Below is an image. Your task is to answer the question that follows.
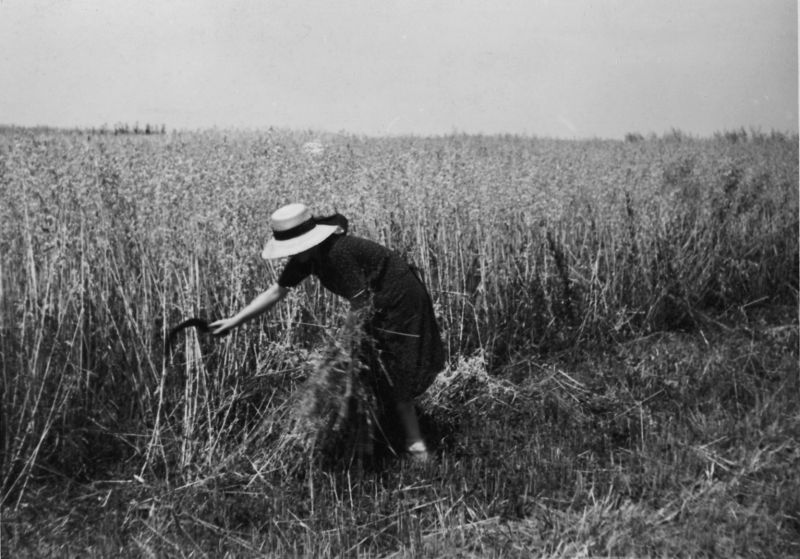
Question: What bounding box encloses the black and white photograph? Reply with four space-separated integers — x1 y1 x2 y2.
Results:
1 1 797 556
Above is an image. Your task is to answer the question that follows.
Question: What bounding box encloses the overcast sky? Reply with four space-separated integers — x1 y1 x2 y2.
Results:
0 0 796 138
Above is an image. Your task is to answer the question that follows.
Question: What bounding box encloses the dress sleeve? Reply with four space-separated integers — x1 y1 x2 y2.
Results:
277 257 311 288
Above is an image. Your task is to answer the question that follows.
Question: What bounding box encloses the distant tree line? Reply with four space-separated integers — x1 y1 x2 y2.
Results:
105 123 167 135
624 127 795 143
77 123 168 135
0 124 161 136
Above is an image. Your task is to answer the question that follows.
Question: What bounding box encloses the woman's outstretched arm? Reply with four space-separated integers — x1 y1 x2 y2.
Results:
210 283 289 336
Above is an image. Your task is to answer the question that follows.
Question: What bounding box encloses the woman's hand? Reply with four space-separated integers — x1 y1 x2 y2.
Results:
209 317 238 337
208 284 289 337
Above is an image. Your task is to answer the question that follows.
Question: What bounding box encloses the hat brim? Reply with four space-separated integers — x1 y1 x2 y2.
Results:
261 224 339 259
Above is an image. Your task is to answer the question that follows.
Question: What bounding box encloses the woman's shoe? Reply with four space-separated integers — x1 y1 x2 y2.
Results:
408 441 430 462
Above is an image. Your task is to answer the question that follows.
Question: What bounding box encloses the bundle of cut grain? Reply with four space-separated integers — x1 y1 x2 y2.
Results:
284 310 379 462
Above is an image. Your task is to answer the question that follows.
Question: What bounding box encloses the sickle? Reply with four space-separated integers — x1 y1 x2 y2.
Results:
165 317 212 354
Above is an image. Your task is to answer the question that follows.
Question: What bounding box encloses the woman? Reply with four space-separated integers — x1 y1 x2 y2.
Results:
211 203 445 461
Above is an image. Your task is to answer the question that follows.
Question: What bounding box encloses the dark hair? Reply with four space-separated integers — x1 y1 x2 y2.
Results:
314 213 348 234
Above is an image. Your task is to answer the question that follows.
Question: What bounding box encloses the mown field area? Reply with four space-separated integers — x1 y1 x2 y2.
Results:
1 127 798 557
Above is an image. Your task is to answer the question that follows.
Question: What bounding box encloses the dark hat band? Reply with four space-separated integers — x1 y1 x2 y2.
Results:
272 218 316 241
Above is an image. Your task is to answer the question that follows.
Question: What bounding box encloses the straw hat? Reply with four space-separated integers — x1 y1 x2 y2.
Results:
261 203 340 259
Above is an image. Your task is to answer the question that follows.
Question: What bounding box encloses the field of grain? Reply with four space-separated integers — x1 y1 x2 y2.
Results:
1 127 798 557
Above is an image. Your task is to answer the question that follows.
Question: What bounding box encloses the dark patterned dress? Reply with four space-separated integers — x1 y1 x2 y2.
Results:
278 234 445 402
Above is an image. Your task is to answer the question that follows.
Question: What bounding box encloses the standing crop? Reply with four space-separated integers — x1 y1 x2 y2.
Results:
1 127 797 556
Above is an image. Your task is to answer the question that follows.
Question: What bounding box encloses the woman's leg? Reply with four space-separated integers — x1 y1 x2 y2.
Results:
396 400 428 460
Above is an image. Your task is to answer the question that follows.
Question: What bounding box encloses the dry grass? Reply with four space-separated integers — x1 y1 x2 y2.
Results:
1 126 798 556
3 317 797 557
